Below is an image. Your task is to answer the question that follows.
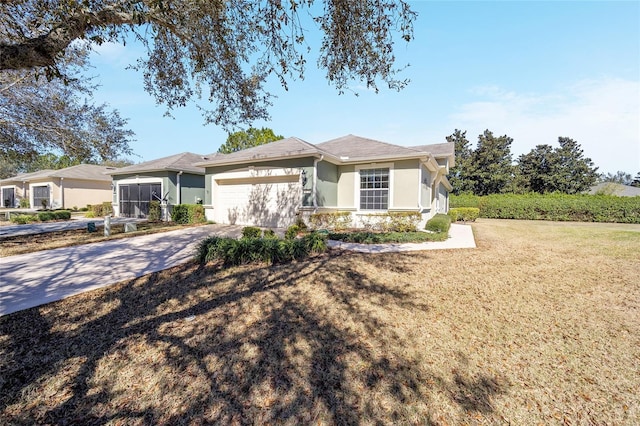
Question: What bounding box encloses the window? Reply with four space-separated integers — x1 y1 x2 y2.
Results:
359 168 389 210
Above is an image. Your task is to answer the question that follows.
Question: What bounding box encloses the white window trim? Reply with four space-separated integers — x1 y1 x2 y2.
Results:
1 185 17 208
115 178 164 206
354 163 394 212
30 181 54 209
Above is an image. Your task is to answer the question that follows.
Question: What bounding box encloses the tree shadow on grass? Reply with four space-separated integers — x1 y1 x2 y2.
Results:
0 251 508 424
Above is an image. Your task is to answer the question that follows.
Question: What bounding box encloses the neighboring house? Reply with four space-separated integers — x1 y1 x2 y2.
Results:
588 182 640 197
0 164 118 209
196 135 454 228
106 152 213 219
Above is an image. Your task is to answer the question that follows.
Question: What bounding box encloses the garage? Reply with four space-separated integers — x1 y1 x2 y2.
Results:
214 174 301 228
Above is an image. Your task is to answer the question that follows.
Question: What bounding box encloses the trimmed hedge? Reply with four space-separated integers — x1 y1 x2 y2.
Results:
328 231 447 244
425 214 452 233
88 202 114 217
195 232 327 266
11 210 70 224
148 201 162 222
308 211 352 230
448 207 479 222
451 193 640 223
171 204 206 224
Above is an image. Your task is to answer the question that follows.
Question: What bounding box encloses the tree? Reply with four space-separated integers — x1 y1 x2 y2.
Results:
515 137 599 194
469 130 514 195
600 171 633 185
1 63 135 166
551 137 598 194
218 127 284 154
516 144 555 193
446 129 475 194
0 1 416 129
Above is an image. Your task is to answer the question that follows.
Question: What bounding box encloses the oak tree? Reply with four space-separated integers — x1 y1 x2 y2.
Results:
1 1 416 129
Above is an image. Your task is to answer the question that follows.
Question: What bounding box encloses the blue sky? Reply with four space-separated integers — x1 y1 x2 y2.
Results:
88 1 639 174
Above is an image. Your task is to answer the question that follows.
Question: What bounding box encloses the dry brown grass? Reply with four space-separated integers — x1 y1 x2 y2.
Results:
1 219 639 425
0 222 203 257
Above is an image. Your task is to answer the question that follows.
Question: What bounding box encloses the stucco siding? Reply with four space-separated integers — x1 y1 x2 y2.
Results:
179 173 206 204
337 165 356 208
420 164 432 212
63 179 112 209
316 161 338 207
392 160 419 209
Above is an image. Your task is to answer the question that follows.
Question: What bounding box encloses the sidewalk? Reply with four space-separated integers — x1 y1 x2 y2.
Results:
0 224 243 316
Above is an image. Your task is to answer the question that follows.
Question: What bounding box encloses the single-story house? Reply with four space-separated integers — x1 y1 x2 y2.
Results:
0 164 118 209
588 182 640 197
106 152 213 218
196 134 454 228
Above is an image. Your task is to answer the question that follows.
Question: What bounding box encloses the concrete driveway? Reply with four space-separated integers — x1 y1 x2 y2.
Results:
0 224 243 316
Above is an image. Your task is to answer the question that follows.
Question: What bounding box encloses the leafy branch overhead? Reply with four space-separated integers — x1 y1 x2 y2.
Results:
0 0 417 128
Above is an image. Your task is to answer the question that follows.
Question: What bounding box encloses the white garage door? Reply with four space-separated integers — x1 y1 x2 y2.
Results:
214 174 301 228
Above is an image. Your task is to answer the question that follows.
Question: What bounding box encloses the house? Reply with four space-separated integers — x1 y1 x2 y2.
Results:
0 164 118 209
588 182 640 197
106 152 213 218
196 135 454 228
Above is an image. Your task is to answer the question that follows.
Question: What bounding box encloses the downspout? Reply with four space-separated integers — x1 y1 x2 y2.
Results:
176 171 183 205
312 155 323 208
59 177 64 209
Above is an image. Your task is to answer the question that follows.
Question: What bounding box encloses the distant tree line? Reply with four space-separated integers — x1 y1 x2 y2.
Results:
447 129 639 195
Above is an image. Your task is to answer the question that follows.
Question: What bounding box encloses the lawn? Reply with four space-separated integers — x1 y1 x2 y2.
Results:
1 219 638 424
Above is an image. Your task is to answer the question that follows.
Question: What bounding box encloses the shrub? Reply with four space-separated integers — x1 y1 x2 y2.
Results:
448 207 479 222
425 214 451 233
328 231 447 244
11 214 38 224
171 204 206 224
285 224 301 240
54 210 71 220
308 211 352 230
85 211 96 218
195 232 327 266
242 226 262 239
450 193 640 223
38 211 56 221
148 201 162 222
19 198 30 208
263 229 277 238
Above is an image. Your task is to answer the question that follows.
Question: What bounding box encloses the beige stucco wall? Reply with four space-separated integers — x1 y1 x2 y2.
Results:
391 160 420 210
336 165 356 209
63 179 113 209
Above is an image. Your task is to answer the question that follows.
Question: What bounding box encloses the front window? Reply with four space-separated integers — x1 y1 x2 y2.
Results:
359 168 389 210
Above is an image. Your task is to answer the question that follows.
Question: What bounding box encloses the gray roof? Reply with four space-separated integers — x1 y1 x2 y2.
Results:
194 134 456 168
588 182 640 197
0 165 116 183
108 152 212 175
409 142 455 159
316 134 423 160
196 138 321 167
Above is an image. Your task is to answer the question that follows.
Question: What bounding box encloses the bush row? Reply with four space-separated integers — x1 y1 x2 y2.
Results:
448 207 480 222
171 204 206 224
10 210 72 224
196 231 327 266
308 211 422 232
451 193 640 223
328 230 447 244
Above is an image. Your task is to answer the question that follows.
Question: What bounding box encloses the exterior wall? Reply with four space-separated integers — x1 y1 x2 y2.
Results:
336 165 356 209
438 183 449 213
62 179 112 209
391 159 420 210
316 160 338 207
204 157 315 206
178 173 206 205
27 179 60 209
420 164 432 212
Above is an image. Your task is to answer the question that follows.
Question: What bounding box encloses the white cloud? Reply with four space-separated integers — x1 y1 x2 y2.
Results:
448 78 640 174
